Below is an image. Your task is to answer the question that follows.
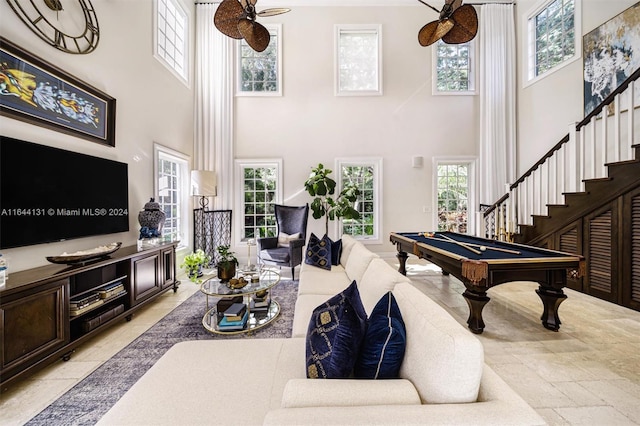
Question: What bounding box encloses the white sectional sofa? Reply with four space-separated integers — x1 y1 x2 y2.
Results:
98 235 544 425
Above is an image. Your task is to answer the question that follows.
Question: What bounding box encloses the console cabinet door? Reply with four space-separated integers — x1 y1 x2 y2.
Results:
1 279 69 380
131 253 161 305
160 247 176 289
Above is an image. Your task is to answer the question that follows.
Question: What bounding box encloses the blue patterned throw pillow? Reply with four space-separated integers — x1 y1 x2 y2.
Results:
329 237 342 266
305 233 332 270
306 281 367 379
354 291 406 379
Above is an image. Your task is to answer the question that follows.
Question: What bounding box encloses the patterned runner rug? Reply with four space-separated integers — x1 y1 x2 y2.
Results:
26 280 297 426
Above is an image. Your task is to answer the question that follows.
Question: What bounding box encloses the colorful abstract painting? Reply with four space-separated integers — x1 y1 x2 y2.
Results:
0 38 115 146
583 1 640 117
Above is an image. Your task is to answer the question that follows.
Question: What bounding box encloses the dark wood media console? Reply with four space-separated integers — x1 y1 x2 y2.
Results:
0 241 179 391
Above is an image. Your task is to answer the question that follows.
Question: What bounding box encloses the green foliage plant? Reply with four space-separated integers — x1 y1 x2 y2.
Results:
304 163 361 236
215 245 239 268
180 249 211 283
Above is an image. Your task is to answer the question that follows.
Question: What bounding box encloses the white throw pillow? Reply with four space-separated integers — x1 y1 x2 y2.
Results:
278 232 301 247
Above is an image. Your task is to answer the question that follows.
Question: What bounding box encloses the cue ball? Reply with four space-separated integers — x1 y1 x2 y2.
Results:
480 246 487 252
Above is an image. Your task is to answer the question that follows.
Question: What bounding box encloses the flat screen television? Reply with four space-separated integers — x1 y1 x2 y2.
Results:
0 136 129 249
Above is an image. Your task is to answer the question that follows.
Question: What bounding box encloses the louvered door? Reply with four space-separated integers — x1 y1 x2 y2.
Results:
557 220 583 292
623 187 640 310
584 202 618 302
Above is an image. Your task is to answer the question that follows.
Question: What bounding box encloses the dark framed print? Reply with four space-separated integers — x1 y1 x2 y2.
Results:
0 37 116 147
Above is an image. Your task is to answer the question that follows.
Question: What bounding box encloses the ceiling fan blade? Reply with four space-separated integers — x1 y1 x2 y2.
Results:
257 7 291 17
238 19 271 52
214 0 244 39
418 19 454 46
240 0 257 8
442 4 478 44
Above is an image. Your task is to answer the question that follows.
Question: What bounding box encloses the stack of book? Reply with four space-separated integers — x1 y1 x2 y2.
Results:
250 293 270 313
217 302 249 331
70 292 102 317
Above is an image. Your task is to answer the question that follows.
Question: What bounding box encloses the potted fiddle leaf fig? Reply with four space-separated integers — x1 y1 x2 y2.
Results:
304 163 361 236
180 249 211 283
216 245 238 282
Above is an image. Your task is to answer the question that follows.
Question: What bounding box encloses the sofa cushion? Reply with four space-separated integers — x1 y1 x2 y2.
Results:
260 247 290 263
354 292 406 379
278 232 301 247
305 281 367 379
339 234 358 267
359 258 412 315
280 379 420 408
344 242 378 284
304 233 332 270
392 282 484 404
297 268 352 296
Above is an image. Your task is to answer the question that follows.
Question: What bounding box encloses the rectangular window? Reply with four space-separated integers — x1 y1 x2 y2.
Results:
525 0 580 84
235 159 282 241
237 24 282 96
433 39 476 95
435 161 474 234
335 25 383 96
154 144 189 247
154 0 190 86
337 158 382 242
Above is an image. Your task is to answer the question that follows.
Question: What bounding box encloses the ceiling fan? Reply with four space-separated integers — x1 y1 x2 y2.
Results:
417 0 478 47
214 0 290 52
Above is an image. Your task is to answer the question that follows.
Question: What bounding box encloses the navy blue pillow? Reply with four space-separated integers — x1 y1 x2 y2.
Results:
354 291 406 379
305 233 332 270
306 281 367 379
329 237 342 266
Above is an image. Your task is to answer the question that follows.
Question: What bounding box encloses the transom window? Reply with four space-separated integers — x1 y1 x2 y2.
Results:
337 158 382 242
526 0 579 83
235 159 282 241
238 24 282 96
433 39 475 94
434 160 475 234
153 0 189 86
154 144 189 247
335 24 383 96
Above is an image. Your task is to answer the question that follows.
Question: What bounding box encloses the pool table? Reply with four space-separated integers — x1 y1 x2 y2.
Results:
389 231 585 334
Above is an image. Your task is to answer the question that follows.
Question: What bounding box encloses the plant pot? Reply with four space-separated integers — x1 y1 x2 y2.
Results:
188 265 203 281
217 263 236 282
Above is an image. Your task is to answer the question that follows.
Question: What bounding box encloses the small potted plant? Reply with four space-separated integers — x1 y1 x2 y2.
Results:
180 249 211 283
216 245 239 282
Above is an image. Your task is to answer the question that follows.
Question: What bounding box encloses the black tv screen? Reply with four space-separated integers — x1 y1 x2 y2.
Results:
0 136 129 249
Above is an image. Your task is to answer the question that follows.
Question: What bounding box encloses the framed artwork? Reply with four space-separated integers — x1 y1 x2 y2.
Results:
0 37 116 147
583 1 640 117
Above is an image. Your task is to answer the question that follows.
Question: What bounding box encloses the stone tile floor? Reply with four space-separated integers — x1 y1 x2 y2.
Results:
2 259 640 425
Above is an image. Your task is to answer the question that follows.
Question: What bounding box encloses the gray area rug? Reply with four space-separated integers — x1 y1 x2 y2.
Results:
26 280 298 426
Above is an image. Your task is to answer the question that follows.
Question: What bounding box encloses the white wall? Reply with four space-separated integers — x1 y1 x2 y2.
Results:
515 0 638 175
0 0 195 272
235 5 479 253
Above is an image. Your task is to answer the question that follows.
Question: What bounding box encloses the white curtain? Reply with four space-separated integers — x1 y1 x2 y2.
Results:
478 4 517 206
194 3 235 210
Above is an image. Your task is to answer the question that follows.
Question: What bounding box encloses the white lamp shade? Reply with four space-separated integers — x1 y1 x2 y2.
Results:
191 170 217 196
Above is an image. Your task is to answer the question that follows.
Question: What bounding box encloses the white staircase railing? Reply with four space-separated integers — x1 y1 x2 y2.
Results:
482 69 640 240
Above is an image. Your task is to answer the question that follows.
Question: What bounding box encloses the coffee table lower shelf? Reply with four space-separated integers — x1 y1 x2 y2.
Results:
202 300 280 335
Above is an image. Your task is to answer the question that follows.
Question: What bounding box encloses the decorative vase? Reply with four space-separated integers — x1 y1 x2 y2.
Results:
138 198 166 239
188 265 203 281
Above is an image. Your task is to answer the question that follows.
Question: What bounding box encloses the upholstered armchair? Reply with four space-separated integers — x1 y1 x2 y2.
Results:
257 204 309 280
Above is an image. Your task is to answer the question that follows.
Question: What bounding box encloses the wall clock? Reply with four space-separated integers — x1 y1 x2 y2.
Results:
5 0 100 54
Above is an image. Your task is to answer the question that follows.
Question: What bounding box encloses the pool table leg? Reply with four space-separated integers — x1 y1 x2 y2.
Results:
396 250 408 275
462 289 490 334
536 286 567 331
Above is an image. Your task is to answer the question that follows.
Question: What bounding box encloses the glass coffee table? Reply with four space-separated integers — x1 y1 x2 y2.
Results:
200 268 281 334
